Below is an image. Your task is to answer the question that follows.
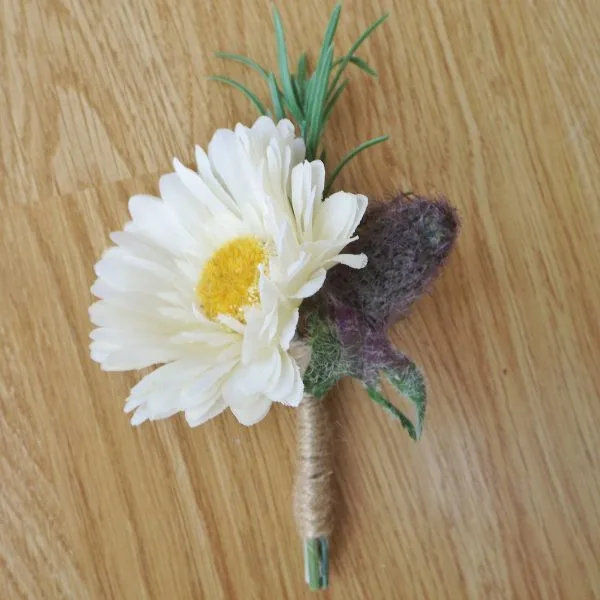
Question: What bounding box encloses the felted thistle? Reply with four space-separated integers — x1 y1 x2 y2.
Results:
323 194 459 327
303 194 459 439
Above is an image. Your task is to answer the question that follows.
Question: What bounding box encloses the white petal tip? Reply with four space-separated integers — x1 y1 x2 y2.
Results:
292 268 327 299
124 397 141 414
346 253 369 269
231 401 272 426
130 411 148 426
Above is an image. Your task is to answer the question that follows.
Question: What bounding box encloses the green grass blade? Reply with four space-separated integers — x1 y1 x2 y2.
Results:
324 134 389 194
304 44 334 159
322 78 348 126
208 76 267 115
214 52 269 80
332 55 378 78
296 52 308 86
318 4 342 63
272 5 303 121
291 76 303 107
295 53 308 103
329 13 388 94
303 5 342 158
268 72 285 120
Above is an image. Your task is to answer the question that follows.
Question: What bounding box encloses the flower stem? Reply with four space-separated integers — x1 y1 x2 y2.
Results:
304 537 329 590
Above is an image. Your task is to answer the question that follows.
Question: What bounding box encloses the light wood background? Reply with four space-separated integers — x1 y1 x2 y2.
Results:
1 0 599 598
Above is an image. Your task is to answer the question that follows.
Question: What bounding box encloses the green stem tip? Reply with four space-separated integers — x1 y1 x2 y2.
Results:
304 537 329 590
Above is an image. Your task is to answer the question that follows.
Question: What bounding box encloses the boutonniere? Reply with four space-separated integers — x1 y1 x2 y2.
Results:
90 4 458 590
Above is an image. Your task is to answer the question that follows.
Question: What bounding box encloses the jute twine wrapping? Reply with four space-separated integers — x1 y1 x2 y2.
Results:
294 394 334 539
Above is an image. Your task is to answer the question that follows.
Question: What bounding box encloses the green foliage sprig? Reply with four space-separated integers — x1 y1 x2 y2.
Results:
211 4 389 194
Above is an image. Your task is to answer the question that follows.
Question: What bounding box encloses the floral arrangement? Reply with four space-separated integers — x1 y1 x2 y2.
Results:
90 5 458 590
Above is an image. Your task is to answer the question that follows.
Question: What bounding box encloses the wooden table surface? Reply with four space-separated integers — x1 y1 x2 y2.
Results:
2 1 599 598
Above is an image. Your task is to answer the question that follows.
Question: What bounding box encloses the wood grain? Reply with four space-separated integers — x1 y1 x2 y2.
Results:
2 0 600 598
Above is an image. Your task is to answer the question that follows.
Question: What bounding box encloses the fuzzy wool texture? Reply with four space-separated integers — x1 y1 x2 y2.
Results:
321 194 459 328
302 194 459 437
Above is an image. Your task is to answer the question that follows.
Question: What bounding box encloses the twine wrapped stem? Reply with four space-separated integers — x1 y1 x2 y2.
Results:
294 393 334 590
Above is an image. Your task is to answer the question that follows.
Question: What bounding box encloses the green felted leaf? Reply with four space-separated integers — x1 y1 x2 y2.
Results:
366 384 417 440
365 360 427 440
385 362 427 437
303 314 350 399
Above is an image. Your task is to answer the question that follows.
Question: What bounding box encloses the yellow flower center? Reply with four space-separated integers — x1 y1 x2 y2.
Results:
196 236 267 321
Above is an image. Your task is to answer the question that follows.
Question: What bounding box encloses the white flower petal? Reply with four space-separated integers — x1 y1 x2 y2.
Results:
185 397 227 427
240 306 263 364
251 115 280 146
194 145 238 210
131 407 151 426
184 361 237 397
149 406 181 421
283 362 304 407
90 279 118 300
326 252 368 269
276 118 296 139
291 160 324 239
292 268 326 299
129 358 200 397
231 396 272 426
173 158 238 216
90 340 114 363
109 230 174 267
100 346 182 371
180 381 221 411
226 351 279 396
208 128 251 207
280 308 299 350
128 194 195 253
159 172 210 232
94 253 173 294
90 300 186 332
313 191 368 242
264 142 284 201
268 352 303 406
267 352 294 402
217 314 245 334
290 139 306 177
285 251 310 281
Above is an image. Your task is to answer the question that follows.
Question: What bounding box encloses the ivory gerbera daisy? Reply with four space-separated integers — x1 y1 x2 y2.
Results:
90 116 367 426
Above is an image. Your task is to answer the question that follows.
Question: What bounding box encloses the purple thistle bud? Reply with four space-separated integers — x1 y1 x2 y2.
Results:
321 194 459 328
